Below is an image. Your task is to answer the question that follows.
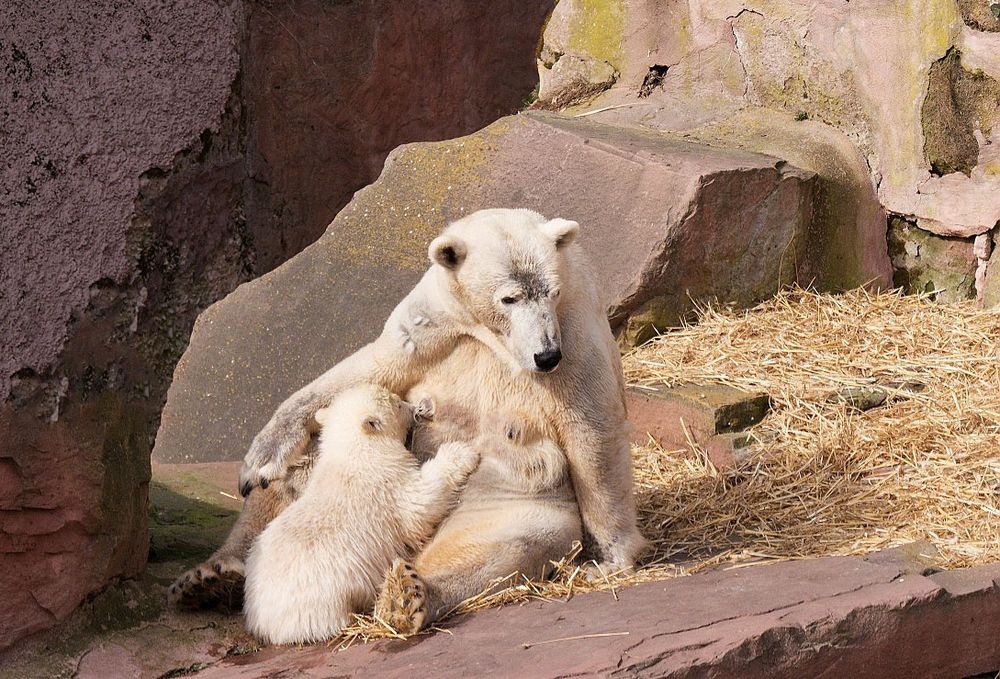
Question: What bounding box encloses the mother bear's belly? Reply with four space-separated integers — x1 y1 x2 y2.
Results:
405 338 579 507
407 341 552 442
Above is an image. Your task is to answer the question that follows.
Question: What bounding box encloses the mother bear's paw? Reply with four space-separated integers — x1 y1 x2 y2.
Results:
577 561 636 584
578 530 649 582
167 554 245 611
374 559 428 636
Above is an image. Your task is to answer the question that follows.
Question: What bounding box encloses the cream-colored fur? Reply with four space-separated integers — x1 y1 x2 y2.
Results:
172 209 645 632
242 385 478 644
380 400 583 620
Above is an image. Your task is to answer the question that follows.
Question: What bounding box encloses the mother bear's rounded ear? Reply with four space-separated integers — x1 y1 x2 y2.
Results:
541 218 580 249
429 234 467 270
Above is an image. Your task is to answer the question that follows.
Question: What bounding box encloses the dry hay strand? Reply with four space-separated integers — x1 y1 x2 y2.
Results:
339 288 1000 645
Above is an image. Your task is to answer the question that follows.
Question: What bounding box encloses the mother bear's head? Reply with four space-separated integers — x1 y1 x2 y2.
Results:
428 208 580 374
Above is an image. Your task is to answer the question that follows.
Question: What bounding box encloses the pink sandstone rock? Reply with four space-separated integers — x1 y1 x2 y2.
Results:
182 544 1000 678
241 0 554 269
626 384 769 467
539 0 1000 278
0 0 236 649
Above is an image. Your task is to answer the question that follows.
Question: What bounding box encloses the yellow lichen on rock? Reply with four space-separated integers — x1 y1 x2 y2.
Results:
567 0 625 70
324 119 514 272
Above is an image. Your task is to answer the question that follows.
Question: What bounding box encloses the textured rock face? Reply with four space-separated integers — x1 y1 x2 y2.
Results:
537 0 1000 300
888 217 978 301
0 0 242 649
0 0 242 402
153 112 820 464
0 0 551 649
242 0 554 270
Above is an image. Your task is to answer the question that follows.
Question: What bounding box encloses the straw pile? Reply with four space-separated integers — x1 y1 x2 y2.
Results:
627 288 1000 574
339 288 1000 645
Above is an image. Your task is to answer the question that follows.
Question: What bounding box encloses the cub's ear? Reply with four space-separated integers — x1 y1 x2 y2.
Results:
414 396 435 423
362 415 385 434
541 218 580 248
429 234 467 270
314 406 331 427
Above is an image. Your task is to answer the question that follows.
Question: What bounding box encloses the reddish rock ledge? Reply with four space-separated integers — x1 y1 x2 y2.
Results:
186 543 1000 678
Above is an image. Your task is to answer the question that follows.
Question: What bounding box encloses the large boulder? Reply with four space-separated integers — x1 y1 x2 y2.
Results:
154 111 830 464
0 0 551 649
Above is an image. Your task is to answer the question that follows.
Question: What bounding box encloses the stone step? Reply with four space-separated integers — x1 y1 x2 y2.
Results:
154 112 826 464
627 383 771 467
183 543 1000 678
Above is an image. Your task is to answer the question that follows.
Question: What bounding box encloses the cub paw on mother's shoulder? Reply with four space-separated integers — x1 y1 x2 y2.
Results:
168 554 245 612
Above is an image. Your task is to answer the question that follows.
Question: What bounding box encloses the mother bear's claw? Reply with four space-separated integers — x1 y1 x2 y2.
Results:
375 559 429 636
238 471 270 497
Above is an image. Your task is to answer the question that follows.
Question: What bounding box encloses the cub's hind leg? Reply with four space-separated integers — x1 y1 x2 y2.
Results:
374 560 428 635
373 442 480 634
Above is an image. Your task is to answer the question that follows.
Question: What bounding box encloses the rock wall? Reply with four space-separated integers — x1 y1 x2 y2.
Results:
0 0 243 649
536 0 1000 303
0 0 551 649
241 0 554 270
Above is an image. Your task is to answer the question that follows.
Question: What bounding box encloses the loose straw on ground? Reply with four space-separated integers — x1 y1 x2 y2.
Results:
339 288 1000 645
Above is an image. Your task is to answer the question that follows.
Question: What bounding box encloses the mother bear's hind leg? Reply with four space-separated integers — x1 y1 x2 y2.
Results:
376 506 581 635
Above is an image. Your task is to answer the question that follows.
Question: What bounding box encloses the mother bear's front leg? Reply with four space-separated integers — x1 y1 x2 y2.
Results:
375 499 582 634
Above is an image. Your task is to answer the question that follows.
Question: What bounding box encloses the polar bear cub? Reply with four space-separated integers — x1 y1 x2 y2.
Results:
243 384 479 644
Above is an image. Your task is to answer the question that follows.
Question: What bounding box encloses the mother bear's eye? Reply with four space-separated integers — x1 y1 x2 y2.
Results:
501 296 517 305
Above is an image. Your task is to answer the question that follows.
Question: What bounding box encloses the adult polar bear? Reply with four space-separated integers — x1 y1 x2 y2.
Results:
170 208 645 631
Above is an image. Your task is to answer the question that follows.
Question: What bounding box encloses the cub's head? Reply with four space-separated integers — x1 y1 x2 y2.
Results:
428 209 580 374
315 384 422 447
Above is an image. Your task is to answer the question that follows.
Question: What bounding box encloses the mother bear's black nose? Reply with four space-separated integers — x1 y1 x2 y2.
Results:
534 348 562 372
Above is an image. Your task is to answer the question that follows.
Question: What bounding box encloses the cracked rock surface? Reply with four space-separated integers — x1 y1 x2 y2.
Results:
186 543 1000 678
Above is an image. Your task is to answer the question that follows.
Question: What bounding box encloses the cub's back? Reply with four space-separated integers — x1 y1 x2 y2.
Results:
243 442 418 643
